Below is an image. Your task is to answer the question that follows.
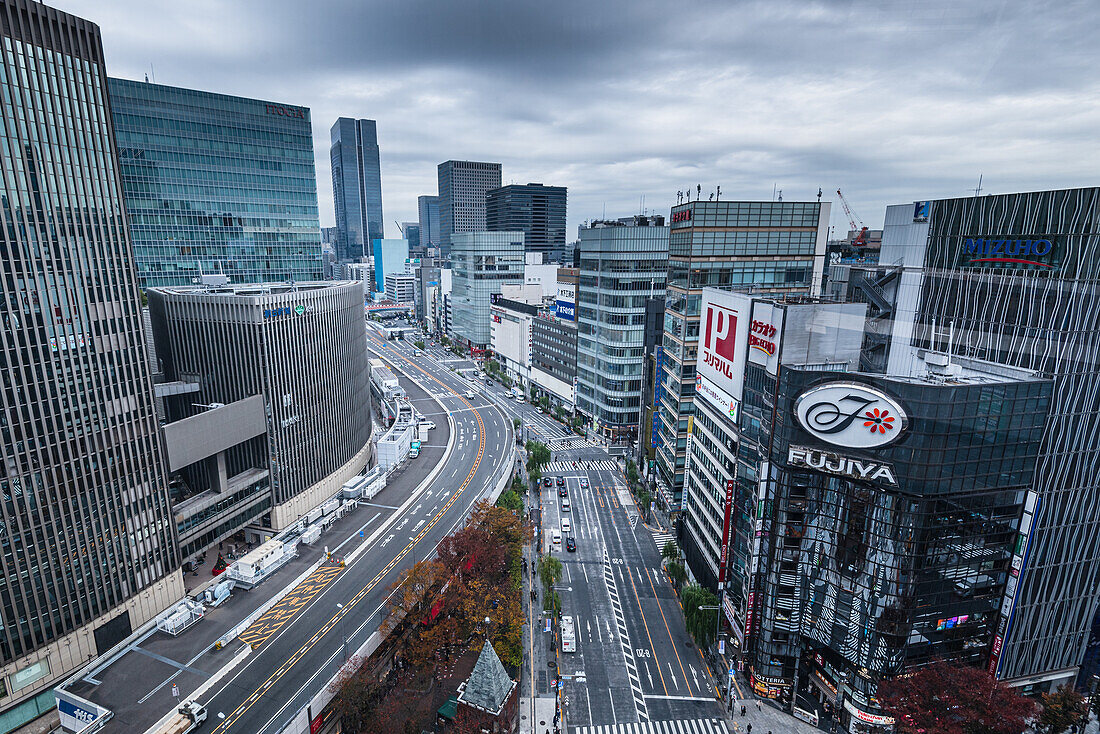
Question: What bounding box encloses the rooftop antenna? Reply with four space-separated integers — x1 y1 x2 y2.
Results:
973 174 984 197
817 187 822 201
716 185 721 201
777 189 783 202
772 183 777 201
696 184 701 201
150 64 155 83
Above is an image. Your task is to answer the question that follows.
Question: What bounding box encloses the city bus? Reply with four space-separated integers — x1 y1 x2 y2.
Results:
561 615 576 653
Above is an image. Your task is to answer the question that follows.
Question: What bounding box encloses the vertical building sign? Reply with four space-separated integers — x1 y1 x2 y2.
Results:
696 290 750 417
748 301 784 375
555 283 576 321
652 346 664 448
718 479 735 583
990 490 1039 676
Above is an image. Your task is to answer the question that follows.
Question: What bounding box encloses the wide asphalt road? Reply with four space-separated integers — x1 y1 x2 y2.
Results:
195 333 513 734
544 463 725 731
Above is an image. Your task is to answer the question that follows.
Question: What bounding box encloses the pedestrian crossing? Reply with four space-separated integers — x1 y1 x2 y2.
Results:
543 460 620 474
547 436 602 451
570 718 730 734
652 530 677 556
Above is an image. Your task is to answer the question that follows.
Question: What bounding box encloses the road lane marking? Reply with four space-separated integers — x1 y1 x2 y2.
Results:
211 348 492 733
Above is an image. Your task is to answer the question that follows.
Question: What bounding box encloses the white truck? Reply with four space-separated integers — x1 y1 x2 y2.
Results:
561 615 577 653
158 701 207 734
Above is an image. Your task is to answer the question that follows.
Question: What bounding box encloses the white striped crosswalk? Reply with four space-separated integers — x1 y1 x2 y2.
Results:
544 460 620 474
652 530 677 556
547 436 602 451
570 718 730 734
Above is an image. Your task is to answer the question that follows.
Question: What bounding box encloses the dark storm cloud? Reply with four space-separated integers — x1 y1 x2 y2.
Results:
57 0 1100 236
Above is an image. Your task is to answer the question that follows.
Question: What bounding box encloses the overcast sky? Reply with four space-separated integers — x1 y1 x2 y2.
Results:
58 0 1100 240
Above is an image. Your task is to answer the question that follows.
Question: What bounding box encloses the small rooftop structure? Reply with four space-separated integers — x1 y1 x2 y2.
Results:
457 641 516 716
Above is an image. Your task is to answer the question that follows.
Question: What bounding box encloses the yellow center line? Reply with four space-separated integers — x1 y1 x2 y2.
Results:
642 562 697 696
213 343 489 732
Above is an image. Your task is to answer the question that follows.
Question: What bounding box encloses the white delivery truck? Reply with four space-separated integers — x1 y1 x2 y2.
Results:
157 701 207 734
561 615 577 653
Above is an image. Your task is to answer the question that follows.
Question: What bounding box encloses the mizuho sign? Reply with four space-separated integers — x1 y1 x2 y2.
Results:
794 382 907 449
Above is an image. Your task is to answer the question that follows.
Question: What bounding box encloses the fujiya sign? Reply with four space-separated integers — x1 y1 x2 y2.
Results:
787 445 898 486
794 382 907 449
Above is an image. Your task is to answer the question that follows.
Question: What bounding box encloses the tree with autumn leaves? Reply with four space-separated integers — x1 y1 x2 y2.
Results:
878 661 1036 734
385 501 529 672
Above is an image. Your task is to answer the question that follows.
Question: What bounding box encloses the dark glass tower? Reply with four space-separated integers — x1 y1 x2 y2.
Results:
108 78 324 288
486 183 567 258
0 0 178 716
330 118 384 262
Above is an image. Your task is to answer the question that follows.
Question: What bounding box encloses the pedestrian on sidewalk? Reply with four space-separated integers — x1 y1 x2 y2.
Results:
746 725 752 734
756 699 761 712
741 705 746 716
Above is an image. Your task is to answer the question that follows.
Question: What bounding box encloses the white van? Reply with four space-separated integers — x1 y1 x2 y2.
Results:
561 519 571 534
552 530 562 550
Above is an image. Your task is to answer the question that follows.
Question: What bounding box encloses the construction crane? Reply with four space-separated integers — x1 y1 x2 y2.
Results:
836 189 869 247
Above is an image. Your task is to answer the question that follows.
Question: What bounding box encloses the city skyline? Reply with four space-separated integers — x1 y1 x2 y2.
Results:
47 0 1100 240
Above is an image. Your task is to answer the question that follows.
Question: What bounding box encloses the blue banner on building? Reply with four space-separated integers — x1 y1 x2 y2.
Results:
556 300 575 321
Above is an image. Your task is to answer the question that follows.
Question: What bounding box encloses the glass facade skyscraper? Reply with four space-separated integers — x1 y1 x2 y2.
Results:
656 200 829 507
878 188 1100 691
108 77 323 288
450 231 525 352
418 194 440 249
576 217 669 438
486 183 567 258
330 117 384 262
0 2 181 723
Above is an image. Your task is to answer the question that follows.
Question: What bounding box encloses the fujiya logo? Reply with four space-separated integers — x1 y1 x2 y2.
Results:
794 382 908 449
964 237 1054 268
702 302 738 379
787 446 898 486
749 319 777 356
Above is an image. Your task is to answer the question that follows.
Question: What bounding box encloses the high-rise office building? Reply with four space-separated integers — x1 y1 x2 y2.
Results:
576 216 669 439
149 282 373 531
437 160 501 256
450 232 525 353
330 118 384 262
402 222 421 250
418 194 441 249
655 200 829 509
372 238 410 293
486 183 567 259
108 78 323 288
0 2 182 723
874 189 1100 692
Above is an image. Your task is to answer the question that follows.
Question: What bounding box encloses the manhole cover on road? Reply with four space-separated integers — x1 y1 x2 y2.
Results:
685 641 694 648
548 660 557 668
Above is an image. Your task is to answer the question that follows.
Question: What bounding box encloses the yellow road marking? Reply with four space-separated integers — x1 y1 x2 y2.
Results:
213 343 489 733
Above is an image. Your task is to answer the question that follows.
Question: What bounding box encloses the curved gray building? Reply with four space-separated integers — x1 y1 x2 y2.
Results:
148 281 372 532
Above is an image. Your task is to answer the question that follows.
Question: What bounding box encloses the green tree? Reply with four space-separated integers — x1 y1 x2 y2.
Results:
1038 686 1088 734
662 541 680 564
413 340 425 350
543 589 561 617
666 560 687 590
537 555 562 597
525 440 551 473
440 334 450 346
528 465 541 486
626 459 640 488
638 489 653 519
681 584 719 651
501 374 513 389
496 490 523 513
